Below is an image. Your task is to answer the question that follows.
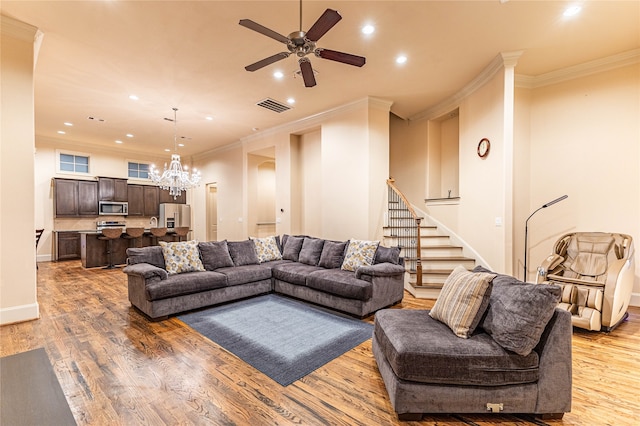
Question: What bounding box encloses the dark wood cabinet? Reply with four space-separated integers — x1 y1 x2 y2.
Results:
99 177 128 201
127 184 145 216
159 188 187 204
54 178 98 217
57 231 81 260
143 186 160 217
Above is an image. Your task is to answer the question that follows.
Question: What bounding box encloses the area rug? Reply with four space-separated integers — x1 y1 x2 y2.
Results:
179 294 374 386
0 348 76 425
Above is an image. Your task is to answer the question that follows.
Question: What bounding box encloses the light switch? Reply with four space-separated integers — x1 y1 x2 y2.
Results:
495 217 503 226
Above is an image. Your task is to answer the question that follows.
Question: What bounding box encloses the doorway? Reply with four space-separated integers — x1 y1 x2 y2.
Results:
206 183 218 241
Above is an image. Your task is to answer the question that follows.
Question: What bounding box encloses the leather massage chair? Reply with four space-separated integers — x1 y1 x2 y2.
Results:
537 232 635 331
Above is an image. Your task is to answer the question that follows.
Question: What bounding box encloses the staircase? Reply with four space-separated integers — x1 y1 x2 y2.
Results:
385 180 477 299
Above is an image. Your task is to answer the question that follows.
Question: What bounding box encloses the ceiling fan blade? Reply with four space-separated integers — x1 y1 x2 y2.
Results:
305 9 342 42
245 52 290 72
299 58 316 87
239 19 289 44
316 48 366 67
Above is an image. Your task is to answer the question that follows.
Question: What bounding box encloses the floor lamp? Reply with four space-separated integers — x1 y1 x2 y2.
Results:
523 195 568 281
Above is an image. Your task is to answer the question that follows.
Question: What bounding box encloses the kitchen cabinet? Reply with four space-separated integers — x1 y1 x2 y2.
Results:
56 231 81 260
144 185 160 217
99 177 128 201
127 184 144 216
54 178 98 217
159 188 187 204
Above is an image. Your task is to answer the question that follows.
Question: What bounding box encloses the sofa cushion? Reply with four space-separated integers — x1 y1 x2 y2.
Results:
429 265 495 338
374 309 540 386
341 239 379 272
306 269 373 301
298 237 325 266
272 262 324 286
251 235 283 263
215 264 272 286
318 240 348 269
282 235 305 262
159 241 205 275
145 271 227 301
374 245 401 265
127 246 166 269
475 267 562 356
227 240 259 266
198 240 234 270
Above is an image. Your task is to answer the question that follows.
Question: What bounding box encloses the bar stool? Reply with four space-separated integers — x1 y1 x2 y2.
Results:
98 228 122 269
150 227 167 246
123 227 145 248
173 227 190 242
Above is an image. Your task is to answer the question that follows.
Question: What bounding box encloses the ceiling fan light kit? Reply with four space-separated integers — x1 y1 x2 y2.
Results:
240 1 366 87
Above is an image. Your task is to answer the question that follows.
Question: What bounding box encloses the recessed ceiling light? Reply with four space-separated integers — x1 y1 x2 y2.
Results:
287 98 295 104
57 130 66 134
164 148 171 152
362 24 375 35
205 116 214 121
563 5 582 17
63 122 73 126
178 143 185 147
129 94 139 100
126 133 134 138
396 55 408 64
273 71 284 79
115 140 123 144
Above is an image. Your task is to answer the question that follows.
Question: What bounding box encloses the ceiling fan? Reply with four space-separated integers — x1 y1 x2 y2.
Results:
239 0 366 87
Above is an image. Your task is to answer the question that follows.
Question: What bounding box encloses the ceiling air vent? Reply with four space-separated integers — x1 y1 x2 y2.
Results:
256 98 291 113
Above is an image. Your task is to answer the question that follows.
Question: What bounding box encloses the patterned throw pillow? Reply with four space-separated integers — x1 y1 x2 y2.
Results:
429 265 496 338
251 236 283 263
341 240 380 272
159 240 205 275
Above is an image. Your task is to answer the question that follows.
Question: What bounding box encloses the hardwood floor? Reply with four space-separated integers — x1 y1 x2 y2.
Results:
2 260 639 425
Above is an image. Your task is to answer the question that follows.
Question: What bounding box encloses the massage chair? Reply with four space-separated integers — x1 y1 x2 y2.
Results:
537 232 635 331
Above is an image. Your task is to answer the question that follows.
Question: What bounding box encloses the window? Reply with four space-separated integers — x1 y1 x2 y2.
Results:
58 152 90 174
128 161 150 179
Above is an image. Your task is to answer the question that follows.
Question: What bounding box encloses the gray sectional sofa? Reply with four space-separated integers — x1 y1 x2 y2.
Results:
123 235 405 320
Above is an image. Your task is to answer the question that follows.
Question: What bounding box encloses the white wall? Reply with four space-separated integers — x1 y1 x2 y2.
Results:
1 16 40 324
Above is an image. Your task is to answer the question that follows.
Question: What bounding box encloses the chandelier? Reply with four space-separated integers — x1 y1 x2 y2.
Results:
149 108 201 199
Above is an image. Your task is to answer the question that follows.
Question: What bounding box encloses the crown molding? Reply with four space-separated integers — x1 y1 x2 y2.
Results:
409 51 523 122
515 49 640 89
1 15 39 41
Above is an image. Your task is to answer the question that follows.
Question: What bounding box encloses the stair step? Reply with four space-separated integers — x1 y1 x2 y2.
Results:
400 245 463 257
406 256 476 271
384 235 451 246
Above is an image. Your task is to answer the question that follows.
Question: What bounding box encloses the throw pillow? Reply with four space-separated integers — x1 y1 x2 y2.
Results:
429 265 496 338
282 235 305 262
251 235 283 263
198 240 234 270
298 237 325 266
227 240 260 266
481 277 562 356
374 245 401 265
341 239 380 272
159 240 205 275
318 240 348 269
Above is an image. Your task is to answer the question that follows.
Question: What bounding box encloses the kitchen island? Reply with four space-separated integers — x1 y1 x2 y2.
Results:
79 230 182 268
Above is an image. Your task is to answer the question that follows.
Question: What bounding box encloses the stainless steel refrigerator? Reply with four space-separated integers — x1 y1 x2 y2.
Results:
159 203 191 230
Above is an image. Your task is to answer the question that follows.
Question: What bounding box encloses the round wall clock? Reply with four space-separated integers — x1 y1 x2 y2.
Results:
477 138 490 158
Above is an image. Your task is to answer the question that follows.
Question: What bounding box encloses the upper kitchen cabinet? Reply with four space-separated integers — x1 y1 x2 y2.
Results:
127 184 144 216
54 178 98 217
159 188 186 204
143 185 160 217
99 177 128 201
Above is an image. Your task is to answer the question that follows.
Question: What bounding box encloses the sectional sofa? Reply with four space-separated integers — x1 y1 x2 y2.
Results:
122 235 405 320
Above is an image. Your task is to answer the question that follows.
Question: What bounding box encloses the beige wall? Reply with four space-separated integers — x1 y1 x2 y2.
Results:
1 16 40 324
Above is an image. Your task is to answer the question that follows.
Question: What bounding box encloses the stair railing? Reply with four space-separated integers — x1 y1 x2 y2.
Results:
387 178 423 287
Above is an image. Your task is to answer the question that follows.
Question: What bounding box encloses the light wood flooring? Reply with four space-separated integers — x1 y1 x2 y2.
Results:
1 260 639 425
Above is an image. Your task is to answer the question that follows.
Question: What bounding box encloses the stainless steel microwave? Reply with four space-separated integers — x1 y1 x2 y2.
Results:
99 201 128 215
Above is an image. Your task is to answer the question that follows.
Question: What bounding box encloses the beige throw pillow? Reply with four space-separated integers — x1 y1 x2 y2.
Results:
251 235 283 263
341 239 379 272
429 265 496 338
159 240 205 275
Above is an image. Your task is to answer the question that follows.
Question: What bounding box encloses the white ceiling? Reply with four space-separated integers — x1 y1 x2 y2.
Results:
3 1 639 157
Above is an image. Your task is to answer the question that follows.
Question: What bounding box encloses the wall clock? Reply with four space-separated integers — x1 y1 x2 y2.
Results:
477 138 490 158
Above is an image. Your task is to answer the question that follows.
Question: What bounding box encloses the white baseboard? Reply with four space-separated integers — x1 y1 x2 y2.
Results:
629 293 640 308
37 254 52 263
0 302 39 325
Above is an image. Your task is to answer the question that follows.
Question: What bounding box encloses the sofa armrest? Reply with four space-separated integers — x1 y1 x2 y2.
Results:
123 263 168 281
356 263 405 280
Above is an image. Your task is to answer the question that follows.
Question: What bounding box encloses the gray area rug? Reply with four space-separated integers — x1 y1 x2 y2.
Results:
179 294 374 386
0 348 76 425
